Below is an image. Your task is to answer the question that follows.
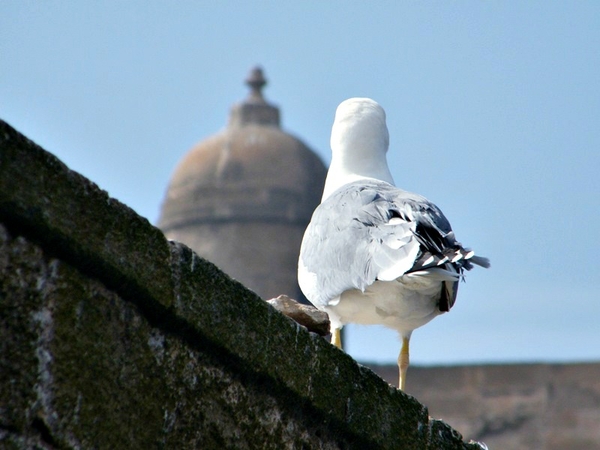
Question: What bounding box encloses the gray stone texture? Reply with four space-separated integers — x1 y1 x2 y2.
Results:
0 119 481 449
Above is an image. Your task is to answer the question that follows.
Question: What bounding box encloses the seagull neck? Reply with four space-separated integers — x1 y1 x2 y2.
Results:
322 156 395 201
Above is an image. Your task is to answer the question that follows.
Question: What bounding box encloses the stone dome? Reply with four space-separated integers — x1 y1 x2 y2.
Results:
158 67 327 302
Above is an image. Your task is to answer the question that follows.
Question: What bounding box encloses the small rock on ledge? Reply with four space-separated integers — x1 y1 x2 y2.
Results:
267 295 330 337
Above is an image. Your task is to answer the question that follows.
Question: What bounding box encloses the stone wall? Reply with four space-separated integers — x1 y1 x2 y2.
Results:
0 119 483 449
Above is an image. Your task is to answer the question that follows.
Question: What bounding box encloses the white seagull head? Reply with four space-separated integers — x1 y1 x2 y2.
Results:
323 98 395 201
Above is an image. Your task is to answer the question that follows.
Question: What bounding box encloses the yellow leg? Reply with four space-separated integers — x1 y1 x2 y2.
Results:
331 327 343 349
397 336 410 390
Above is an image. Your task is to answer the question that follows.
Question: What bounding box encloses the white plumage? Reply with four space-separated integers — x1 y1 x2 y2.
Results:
298 98 489 390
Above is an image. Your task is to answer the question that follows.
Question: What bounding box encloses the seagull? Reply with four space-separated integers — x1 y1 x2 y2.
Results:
298 98 489 390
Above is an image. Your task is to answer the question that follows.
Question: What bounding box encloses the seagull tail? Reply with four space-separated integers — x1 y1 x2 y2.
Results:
468 255 490 269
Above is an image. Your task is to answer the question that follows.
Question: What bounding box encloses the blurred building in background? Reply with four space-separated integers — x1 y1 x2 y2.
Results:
371 362 600 450
158 67 326 302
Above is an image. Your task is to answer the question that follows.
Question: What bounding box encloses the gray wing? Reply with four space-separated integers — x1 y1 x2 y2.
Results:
298 180 489 310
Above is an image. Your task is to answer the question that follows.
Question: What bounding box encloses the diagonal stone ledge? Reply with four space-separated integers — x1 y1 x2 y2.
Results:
0 119 484 449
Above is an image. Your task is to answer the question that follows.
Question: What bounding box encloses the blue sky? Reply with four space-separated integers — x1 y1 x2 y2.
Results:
2 1 599 365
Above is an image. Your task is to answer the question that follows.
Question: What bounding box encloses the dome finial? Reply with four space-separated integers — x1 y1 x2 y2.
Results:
228 66 280 127
245 66 267 102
